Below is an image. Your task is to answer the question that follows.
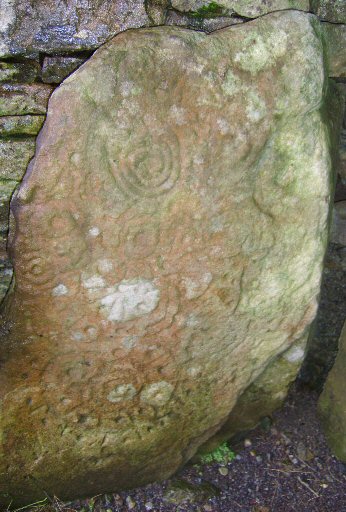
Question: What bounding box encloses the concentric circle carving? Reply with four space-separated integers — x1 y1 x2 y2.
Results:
111 133 180 198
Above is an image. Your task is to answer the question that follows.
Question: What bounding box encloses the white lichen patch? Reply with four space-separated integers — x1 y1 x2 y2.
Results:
245 91 266 122
187 366 202 377
169 105 187 126
121 335 139 350
284 346 305 363
221 69 241 97
82 275 106 289
140 381 174 407
216 118 230 135
100 278 160 322
234 30 288 75
97 259 113 274
120 80 142 97
182 272 213 299
51 284 68 296
88 226 100 237
185 314 200 327
71 331 85 341
107 384 137 403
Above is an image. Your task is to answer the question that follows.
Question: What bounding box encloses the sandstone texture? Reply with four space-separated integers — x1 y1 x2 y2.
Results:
0 0 150 58
197 334 308 456
319 321 346 462
0 12 336 506
170 0 309 17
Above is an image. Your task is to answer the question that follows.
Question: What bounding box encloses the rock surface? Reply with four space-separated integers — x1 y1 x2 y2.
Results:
311 0 346 23
197 334 308 456
0 12 335 506
0 0 150 58
323 23 346 78
331 201 346 246
319 321 346 462
170 0 309 17
0 61 40 83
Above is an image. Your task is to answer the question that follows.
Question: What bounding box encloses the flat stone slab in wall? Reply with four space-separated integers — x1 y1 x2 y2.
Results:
319 322 346 462
0 0 150 58
323 24 346 78
0 83 53 115
311 0 346 23
0 12 334 506
171 0 309 17
0 114 45 136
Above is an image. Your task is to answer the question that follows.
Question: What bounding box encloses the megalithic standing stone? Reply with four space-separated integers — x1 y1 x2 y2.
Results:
0 11 337 506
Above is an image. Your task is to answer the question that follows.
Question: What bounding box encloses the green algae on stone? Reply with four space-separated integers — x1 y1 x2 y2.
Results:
171 0 309 17
0 115 45 136
190 2 225 18
319 322 346 462
0 61 40 83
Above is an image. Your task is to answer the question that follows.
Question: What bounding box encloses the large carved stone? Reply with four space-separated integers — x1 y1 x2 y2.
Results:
0 12 335 505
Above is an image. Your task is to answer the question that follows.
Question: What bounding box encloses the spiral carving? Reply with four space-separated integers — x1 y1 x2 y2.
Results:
111 132 180 198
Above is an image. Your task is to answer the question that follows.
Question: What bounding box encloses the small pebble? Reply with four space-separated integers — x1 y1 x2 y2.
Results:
244 438 252 447
219 467 229 476
250 450 256 457
235 454 242 460
320 483 328 488
126 496 136 510
256 455 263 463
145 502 154 510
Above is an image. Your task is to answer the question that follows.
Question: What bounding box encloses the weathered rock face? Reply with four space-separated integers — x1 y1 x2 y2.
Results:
0 11 335 506
170 0 309 17
0 0 149 58
197 333 309 456
319 322 346 462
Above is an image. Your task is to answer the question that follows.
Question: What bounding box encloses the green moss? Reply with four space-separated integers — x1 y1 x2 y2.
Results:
199 441 235 464
190 2 224 18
